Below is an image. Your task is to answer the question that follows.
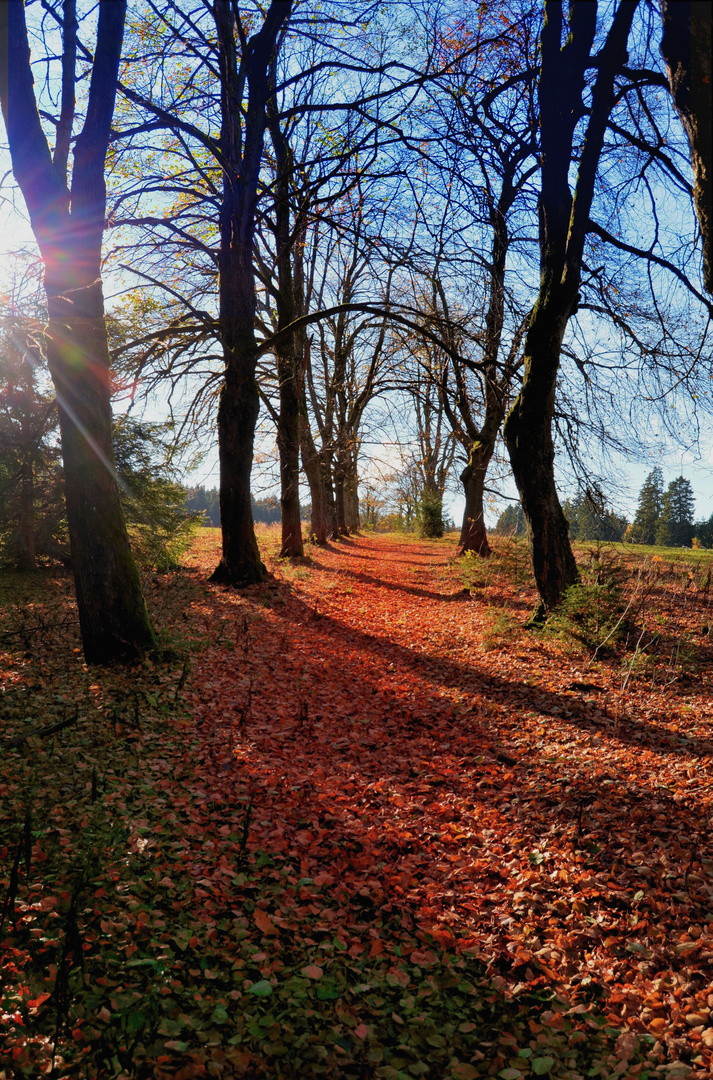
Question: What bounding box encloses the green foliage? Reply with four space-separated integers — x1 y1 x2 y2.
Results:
417 489 444 538
655 476 695 548
493 504 526 537
545 548 629 654
563 489 628 543
694 512 713 548
185 485 221 526
629 468 663 545
0 309 67 568
114 417 201 570
184 487 287 527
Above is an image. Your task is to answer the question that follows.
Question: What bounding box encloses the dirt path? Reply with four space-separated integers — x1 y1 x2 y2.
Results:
181 530 713 1073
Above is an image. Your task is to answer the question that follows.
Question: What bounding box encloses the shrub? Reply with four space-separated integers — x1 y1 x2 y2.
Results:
417 490 444 538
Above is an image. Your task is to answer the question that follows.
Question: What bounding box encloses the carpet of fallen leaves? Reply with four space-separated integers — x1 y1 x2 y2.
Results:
1 529 713 1080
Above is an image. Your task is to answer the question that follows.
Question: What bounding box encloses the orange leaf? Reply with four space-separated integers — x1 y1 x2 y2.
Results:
254 909 278 936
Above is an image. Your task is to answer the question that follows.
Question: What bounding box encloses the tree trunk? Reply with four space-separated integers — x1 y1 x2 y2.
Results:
660 1 712 294
344 457 360 533
458 450 491 557
322 452 338 539
45 278 157 660
503 0 635 617
209 2 290 585
276 357 304 557
268 89 303 558
299 387 328 544
0 0 156 662
334 472 347 534
503 299 579 615
211 364 266 585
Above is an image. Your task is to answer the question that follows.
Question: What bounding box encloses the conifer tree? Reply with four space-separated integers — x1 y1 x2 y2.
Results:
629 467 664 544
656 476 695 547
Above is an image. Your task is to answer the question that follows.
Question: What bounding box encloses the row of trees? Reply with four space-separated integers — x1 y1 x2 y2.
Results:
1 1 711 661
496 474 713 549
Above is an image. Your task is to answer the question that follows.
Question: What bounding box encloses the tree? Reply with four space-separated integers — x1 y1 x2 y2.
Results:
694 512 713 548
563 489 628 542
659 1 712 294
0 0 156 661
118 1 292 585
421 6 538 558
655 476 695 547
503 0 638 618
494 504 526 537
112 417 201 571
629 467 664 544
0 304 64 570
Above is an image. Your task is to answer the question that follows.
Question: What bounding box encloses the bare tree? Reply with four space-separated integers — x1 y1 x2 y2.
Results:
503 1 638 618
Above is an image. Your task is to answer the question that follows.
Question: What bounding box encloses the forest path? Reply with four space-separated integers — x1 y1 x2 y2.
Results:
181 529 713 1071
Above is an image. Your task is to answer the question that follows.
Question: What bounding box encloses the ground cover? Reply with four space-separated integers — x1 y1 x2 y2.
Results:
1 529 712 1079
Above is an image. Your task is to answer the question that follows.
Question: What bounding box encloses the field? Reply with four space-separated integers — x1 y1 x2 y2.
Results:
1 529 712 1079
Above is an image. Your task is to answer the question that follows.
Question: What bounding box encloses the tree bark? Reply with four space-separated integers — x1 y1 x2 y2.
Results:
268 81 303 558
0 0 156 662
459 451 491 557
209 1 292 584
344 454 360 533
299 376 329 544
503 299 579 613
660 1 712 294
503 0 637 616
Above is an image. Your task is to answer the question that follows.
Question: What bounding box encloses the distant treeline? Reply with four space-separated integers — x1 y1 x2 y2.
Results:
185 486 312 527
494 492 628 543
186 486 281 526
494 471 713 548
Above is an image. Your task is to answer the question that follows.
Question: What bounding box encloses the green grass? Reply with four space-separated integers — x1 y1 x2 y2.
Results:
575 539 713 565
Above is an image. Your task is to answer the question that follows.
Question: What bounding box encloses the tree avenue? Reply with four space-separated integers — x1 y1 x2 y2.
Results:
1 0 711 648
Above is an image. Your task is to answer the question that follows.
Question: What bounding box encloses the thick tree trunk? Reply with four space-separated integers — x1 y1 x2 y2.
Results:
458 450 491 557
344 458 359 533
46 277 156 661
211 365 266 585
1 0 156 662
660 1 712 293
209 244 266 585
209 2 290 585
503 299 579 615
503 0 634 617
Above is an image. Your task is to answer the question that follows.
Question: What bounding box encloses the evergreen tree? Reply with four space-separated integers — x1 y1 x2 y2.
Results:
494 504 526 537
113 418 201 570
0 322 66 569
656 476 695 547
186 486 221 527
564 490 628 543
629 468 664 544
694 514 713 548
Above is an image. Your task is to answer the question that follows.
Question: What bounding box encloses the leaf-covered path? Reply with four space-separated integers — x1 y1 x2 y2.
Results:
2 530 713 1078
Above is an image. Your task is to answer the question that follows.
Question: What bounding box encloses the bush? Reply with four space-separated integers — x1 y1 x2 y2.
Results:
113 417 201 570
544 548 629 654
417 490 444 538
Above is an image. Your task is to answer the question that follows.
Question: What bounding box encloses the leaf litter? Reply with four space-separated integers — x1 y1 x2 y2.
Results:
1 530 712 1078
